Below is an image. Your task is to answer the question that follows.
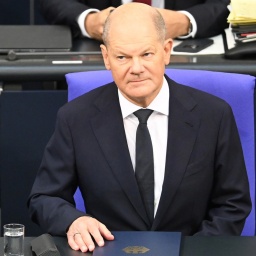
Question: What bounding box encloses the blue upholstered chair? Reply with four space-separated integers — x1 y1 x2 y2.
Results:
66 69 256 236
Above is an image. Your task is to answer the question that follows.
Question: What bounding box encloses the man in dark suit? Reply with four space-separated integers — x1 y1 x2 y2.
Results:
39 0 230 39
28 3 251 253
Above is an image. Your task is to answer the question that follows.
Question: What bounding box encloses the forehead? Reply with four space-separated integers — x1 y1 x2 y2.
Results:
109 10 157 38
108 18 159 50
108 37 161 56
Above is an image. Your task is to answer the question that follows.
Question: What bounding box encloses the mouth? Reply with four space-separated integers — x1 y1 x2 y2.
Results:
129 78 148 83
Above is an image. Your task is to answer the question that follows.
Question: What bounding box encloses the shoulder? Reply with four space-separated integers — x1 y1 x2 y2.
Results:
58 82 117 118
166 74 230 107
165 75 233 118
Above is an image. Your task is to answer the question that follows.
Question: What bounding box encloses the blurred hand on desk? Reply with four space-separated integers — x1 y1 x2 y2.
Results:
157 9 190 39
84 7 190 41
85 7 115 41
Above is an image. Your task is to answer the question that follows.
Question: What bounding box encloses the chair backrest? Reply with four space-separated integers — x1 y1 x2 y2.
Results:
66 69 256 236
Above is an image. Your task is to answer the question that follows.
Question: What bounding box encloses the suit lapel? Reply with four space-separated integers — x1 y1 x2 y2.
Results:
152 77 201 229
90 83 151 226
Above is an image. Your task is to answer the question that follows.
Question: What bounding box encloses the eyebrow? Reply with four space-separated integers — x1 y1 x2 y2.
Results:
114 46 154 55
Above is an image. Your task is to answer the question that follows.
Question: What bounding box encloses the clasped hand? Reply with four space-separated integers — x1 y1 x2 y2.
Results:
85 7 190 41
67 216 114 252
85 7 115 41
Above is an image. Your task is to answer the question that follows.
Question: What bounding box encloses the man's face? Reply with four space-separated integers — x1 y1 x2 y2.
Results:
101 18 172 107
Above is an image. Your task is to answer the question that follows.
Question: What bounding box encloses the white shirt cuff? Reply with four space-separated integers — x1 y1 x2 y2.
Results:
77 9 100 38
178 11 197 39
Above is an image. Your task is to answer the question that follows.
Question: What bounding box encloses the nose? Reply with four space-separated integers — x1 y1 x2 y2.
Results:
130 57 144 74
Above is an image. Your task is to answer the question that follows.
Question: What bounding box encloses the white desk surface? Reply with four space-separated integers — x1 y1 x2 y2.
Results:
172 28 235 55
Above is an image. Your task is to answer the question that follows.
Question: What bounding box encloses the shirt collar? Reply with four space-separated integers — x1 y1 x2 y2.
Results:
118 76 169 118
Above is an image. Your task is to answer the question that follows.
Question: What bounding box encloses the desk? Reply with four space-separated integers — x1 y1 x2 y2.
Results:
0 236 256 256
0 38 255 86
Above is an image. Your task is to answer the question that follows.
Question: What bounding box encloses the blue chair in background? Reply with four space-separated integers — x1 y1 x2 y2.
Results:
66 69 255 236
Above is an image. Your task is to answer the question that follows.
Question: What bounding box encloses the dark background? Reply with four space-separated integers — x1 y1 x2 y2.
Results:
0 0 46 25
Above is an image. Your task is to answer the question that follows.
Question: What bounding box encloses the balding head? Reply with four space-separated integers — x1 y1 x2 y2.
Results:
102 3 166 47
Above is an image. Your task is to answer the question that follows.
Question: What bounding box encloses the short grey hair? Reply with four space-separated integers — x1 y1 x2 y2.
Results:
102 8 166 46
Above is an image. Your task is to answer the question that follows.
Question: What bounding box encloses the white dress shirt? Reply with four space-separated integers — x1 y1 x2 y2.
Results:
77 0 196 38
118 77 169 216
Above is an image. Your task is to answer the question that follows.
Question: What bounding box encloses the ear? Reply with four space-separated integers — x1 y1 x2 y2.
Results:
163 39 173 65
100 44 111 70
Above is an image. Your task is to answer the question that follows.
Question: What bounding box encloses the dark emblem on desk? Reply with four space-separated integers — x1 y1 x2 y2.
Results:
123 246 150 254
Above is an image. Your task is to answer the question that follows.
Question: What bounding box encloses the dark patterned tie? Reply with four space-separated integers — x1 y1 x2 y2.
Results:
134 109 154 224
133 0 152 5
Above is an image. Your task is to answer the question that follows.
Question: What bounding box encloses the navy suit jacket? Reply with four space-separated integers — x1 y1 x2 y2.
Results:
28 75 251 236
39 0 230 38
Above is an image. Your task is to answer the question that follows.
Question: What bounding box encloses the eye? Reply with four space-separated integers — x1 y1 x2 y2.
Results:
143 52 153 57
117 56 126 60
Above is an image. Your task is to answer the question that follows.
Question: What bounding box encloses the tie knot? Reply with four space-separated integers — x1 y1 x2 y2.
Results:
134 109 153 124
